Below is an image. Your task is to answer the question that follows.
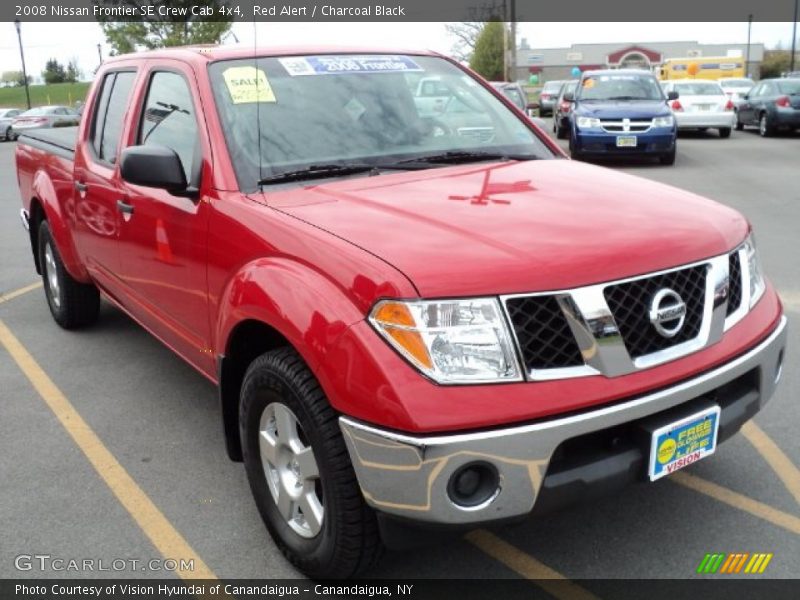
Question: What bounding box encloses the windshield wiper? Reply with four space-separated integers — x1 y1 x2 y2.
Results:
394 151 538 166
605 96 647 101
258 164 381 185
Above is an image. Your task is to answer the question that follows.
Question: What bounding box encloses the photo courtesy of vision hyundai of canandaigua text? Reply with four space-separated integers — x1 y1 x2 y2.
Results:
15 47 787 578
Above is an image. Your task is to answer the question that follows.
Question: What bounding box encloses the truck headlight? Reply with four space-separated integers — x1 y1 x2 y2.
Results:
652 115 675 128
576 116 601 129
743 234 765 307
369 299 522 384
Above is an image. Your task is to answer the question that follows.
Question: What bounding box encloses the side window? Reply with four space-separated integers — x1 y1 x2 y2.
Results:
138 72 198 182
90 71 136 164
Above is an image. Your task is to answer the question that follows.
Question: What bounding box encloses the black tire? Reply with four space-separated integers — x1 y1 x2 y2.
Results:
659 147 677 165
555 121 567 139
759 113 775 137
735 114 744 131
4 127 11 141
240 348 382 578
718 127 732 139
38 221 100 329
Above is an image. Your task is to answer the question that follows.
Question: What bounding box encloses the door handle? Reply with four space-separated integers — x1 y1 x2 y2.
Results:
74 181 88 192
116 200 134 215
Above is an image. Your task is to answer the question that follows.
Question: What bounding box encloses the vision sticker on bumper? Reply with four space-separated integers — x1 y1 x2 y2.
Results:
648 405 720 481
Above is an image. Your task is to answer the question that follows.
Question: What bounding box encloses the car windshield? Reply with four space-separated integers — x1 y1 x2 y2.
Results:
209 55 553 190
21 107 47 116
674 82 724 96
719 79 753 88
560 82 577 98
499 86 525 109
777 80 800 94
542 81 563 93
577 74 664 101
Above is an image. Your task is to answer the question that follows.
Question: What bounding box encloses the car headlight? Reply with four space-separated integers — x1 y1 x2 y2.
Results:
369 299 522 384
743 234 765 308
576 116 601 129
652 115 675 128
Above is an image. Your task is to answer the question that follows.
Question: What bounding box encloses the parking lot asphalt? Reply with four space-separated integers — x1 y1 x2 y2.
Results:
1 125 799 588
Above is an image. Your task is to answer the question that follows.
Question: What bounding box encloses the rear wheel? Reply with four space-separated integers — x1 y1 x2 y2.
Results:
718 127 732 139
735 113 744 131
240 348 382 578
38 221 100 329
4 127 11 141
759 113 775 137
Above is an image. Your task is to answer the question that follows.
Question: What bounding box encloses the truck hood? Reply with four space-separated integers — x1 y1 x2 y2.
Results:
575 100 671 119
265 159 748 298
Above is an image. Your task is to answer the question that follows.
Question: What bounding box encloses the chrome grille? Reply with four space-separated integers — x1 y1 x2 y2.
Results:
727 251 742 316
600 119 652 133
603 265 708 359
505 296 583 371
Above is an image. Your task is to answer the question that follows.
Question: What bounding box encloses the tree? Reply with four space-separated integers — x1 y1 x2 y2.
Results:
445 22 485 62
760 49 792 79
95 0 233 55
43 59 67 84
1 70 30 87
470 20 505 81
66 59 82 83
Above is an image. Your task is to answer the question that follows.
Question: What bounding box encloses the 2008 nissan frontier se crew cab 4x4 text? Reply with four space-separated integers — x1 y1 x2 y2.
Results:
15 46 787 578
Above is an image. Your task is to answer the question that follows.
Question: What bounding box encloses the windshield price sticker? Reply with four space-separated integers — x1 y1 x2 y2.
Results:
222 66 276 104
279 56 423 76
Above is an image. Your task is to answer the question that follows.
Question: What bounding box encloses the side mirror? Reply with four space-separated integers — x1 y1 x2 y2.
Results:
120 145 188 194
563 91 575 102
526 101 540 110
667 91 679 101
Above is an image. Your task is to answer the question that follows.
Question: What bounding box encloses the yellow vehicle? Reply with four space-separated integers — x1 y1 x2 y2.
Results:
659 57 746 81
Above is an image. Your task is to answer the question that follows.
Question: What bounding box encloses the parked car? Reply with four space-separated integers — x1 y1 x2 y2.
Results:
661 80 736 138
736 78 800 136
490 81 530 114
553 80 578 139
567 69 678 164
538 79 566 116
783 71 800 78
1 108 23 140
10 105 81 139
16 47 786 579
717 77 755 108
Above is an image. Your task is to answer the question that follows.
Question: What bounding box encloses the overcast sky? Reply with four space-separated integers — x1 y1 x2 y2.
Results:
1 21 797 81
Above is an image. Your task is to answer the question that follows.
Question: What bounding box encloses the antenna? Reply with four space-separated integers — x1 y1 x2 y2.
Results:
254 21 263 186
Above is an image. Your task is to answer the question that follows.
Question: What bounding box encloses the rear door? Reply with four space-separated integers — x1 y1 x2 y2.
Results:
72 69 138 294
737 82 762 124
116 61 213 373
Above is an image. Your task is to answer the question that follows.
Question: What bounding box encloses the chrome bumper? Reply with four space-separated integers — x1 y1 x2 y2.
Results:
339 316 787 525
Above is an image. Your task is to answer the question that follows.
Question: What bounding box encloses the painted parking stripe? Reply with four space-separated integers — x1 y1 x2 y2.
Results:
0 281 41 305
741 421 800 507
671 471 800 535
0 318 217 581
465 530 600 600
778 291 800 312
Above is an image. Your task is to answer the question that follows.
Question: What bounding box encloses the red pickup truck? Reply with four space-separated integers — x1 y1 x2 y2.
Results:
16 47 786 578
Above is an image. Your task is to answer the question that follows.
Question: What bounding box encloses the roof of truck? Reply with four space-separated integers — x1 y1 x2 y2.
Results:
103 45 442 66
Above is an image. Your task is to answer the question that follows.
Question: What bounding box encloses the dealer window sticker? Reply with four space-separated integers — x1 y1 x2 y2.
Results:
279 55 423 76
222 66 276 104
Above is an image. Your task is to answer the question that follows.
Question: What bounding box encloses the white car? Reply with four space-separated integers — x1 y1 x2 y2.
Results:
718 77 755 108
661 80 736 138
0 108 23 141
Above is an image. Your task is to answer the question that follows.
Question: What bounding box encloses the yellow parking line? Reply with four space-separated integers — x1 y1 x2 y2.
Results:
671 471 800 535
0 319 217 581
778 291 800 312
0 281 41 305
465 530 600 600
741 421 800 507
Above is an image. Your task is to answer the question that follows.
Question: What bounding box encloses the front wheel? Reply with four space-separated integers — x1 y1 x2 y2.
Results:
4 127 11 141
659 147 677 165
38 221 100 329
240 348 382 578
718 127 732 139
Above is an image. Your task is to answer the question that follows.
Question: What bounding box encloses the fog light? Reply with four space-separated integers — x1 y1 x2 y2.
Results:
447 462 500 509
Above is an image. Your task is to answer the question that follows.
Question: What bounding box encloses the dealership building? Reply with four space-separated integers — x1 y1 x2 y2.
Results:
516 40 766 82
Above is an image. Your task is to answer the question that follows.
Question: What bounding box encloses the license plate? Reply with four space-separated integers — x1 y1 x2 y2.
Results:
695 105 712 112
648 406 720 481
616 136 637 147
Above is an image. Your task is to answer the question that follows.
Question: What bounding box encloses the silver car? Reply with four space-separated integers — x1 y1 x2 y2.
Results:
0 108 23 141
718 77 755 108
538 80 566 116
9 105 80 140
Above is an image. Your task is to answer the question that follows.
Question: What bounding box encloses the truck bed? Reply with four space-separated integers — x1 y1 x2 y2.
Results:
19 127 78 160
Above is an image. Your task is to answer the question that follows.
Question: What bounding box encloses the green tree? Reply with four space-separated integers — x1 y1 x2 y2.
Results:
43 59 67 84
760 49 792 79
65 59 82 83
1 70 29 87
95 1 233 55
469 20 505 81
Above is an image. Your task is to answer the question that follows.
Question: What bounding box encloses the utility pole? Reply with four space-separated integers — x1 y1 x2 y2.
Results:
14 19 31 110
97 43 103 66
791 0 798 73
745 14 752 78
509 0 517 82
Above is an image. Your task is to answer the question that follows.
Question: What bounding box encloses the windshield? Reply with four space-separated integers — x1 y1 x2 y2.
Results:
674 82 724 96
499 86 525 109
577 73 664 101
22 108 47 116
560 82 577 98
542 81 563 93
209 54 553 190
719 79 754 88
777 80 800 94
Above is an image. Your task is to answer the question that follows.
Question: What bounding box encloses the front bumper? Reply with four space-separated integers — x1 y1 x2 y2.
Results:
340 316 786 525
675 111 736 129
572 130 675 155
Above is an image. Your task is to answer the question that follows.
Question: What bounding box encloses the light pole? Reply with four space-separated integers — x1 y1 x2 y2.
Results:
745 14 752 78
791 0 798 73
14 19 31 110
